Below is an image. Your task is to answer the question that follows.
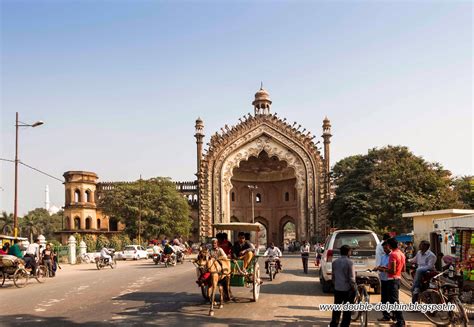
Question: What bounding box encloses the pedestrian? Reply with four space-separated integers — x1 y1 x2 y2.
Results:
374 241 392 322
300 240 310 274
375 233 390 267
329 245 356 327
315 243 323 268
8 239 23 258
379 237 406 327
42 243 54 277
0 242 10 255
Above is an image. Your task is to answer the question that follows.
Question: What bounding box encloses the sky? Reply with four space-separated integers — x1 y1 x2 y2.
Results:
0 0 472 215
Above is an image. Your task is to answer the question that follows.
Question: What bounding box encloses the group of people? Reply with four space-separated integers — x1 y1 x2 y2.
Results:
0 239 58 278
330 237 407 327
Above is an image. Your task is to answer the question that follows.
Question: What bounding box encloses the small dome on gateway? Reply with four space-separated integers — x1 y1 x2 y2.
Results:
252 83 272 115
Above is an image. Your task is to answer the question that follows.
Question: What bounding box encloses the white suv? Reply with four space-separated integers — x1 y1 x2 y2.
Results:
319 229 380 294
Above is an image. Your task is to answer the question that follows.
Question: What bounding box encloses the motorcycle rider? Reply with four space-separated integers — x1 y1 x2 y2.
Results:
409 240 436 302
162 242 176 263
263 242 282 273
100 246 112 264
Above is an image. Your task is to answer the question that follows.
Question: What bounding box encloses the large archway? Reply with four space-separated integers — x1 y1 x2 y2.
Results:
228 151 297 245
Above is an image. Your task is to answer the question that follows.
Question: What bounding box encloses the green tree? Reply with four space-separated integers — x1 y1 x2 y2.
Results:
83 234 97 252
99 177 192 241
109 234 123 251
0 211 14 235
96 234 109 250
19 208 64 242
452 176 473 209
330 146 463 233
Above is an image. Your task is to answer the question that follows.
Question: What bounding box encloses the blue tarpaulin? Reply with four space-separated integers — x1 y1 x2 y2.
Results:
395 234 413 243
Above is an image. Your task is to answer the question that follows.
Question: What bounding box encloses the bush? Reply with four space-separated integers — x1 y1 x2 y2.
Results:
72 233 82 244
96 235 109 250
120 234 132 247
83 234 96 252
109 235 123 251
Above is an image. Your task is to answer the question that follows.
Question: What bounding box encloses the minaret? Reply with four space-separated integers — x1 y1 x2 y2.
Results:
45 185 50 212
252 84 272 115
194 117 205 175
322 117 332 199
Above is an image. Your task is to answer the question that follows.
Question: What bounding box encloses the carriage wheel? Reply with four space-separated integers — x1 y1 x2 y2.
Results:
13 268 29 288
35 265 48 283
252 262 261 302
0 271 5 287
201 285 210 301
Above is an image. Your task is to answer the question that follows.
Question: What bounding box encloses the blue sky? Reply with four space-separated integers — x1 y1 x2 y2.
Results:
1 0 472 214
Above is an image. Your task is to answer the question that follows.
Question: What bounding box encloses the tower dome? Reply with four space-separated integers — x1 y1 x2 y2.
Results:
252 84 272 115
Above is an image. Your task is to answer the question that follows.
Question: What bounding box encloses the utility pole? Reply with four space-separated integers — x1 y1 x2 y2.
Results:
138 175 142 245
248 185 258 223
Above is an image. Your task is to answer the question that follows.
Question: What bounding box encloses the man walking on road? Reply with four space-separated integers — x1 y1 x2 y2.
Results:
329 245 356 327
300 240 310 274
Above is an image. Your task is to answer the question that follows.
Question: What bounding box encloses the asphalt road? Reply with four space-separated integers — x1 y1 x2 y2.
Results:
0 255 436 326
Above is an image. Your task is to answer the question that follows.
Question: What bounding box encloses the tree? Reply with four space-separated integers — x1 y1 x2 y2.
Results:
330 146 463 234
0 211 14 235
452 176 473 209
19 208 64 242
99 177 192 241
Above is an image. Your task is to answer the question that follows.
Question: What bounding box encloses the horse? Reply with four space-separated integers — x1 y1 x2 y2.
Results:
195 247 232 316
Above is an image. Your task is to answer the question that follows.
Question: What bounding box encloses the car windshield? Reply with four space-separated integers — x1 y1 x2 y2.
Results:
333 233 376 250
124 246 136 251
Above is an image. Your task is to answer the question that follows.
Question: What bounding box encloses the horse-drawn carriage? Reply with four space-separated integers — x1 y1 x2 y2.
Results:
195 223 263 316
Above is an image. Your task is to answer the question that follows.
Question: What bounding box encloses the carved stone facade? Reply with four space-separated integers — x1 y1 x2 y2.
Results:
197 87 332 243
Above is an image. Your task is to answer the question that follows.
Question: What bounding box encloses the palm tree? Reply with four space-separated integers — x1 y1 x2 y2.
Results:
0 211 14 235
20 214 41 243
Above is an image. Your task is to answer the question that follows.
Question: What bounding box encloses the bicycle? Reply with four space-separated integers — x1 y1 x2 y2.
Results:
418 268 469 327
351 271 371 327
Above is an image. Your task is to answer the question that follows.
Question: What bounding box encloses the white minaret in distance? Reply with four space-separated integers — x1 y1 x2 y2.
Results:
45 185 50 211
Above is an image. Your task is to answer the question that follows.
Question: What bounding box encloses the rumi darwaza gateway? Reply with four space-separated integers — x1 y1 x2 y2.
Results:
59 87 333 245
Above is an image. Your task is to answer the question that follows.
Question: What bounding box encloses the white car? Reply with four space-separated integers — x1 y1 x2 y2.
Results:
319 229 381 294
122 245 148 260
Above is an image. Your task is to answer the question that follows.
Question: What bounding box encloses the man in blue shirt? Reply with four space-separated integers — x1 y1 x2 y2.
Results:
374 241 391 322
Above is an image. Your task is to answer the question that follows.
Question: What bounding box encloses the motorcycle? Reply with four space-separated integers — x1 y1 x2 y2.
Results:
152 253 161 265
176 250 185 264
266 256 279 281
95 250 116 270
161 253 176 267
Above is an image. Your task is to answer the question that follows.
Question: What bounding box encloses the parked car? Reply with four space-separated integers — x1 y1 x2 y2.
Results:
146 246 155 258
122 245 148 260
319 229 380 294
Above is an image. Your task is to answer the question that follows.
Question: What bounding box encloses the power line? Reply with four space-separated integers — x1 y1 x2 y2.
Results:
0 157 63 183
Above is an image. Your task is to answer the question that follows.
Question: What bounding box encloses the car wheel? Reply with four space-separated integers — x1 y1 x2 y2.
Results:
320 271 332 293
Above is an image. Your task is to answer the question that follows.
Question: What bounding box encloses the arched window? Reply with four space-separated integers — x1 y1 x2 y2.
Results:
66 216 71 229
231 192 235 202
109 217 118 231
85 190 91 203
74 189 81 203
256 193 262 203
85 217 91 230
74 217 80 230
285 192 289 202
97 219 101 230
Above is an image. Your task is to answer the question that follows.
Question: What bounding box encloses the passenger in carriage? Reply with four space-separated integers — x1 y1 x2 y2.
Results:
232 232 255 270
196 238 227 286
217 233 232 257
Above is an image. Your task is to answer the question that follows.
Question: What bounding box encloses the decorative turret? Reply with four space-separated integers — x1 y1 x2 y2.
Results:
194 117 205 176
252 84 272 115
322 117 332 200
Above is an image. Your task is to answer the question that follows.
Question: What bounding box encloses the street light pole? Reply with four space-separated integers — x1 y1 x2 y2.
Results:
247 185 258 224
13 112 44 238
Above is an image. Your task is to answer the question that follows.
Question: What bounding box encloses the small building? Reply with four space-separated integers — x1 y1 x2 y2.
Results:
402 209 474 247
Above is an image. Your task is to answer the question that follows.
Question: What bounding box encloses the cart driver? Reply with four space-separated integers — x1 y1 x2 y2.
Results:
232 232 255 269
263 242 282 273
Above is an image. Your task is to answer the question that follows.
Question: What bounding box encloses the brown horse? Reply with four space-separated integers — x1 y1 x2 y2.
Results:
195 248 231 316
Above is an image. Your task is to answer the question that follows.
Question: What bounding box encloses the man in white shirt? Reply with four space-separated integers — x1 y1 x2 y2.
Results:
264 242 282 272
300 240 310 274
410 240 437 300
24 238 41 274
100 247 112 263
375 234 390 267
